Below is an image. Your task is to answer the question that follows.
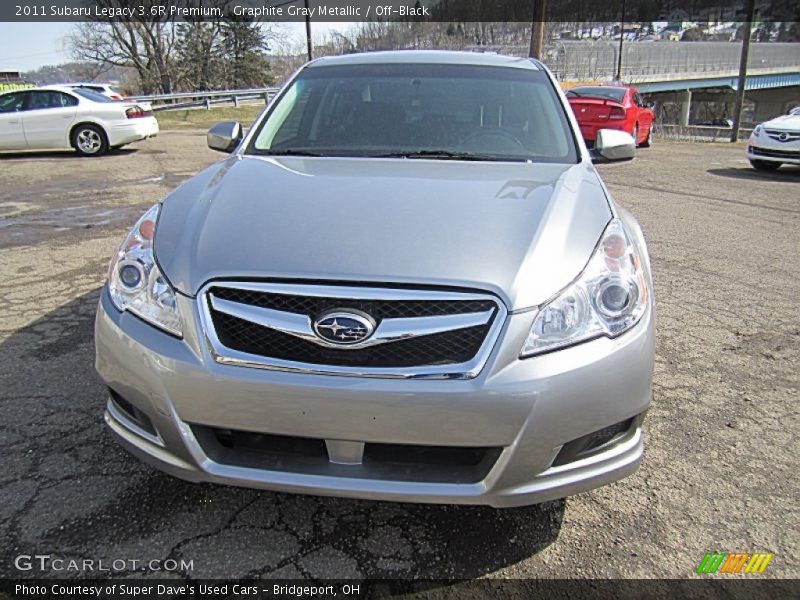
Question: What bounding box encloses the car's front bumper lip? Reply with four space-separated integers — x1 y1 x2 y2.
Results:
747 137 800 164
95 286 653 507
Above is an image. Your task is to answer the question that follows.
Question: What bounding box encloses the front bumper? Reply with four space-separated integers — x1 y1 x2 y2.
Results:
95 287 654 507
747 135 800 165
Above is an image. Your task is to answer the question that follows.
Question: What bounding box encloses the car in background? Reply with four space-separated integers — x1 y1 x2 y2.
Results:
65 83 126 101
699 118 733 128
0 85 158 156
747 110 800 171
566 85 655 147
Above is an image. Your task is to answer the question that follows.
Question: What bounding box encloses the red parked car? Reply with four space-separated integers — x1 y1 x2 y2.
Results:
566 85 655 148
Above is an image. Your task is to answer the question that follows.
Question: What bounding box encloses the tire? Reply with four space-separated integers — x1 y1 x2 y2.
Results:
71 124 108 156
749 159 781 172
640 126 652 148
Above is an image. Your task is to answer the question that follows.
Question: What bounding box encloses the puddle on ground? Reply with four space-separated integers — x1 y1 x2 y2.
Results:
0 172 193 203
0 171 196 247
0 204 145 248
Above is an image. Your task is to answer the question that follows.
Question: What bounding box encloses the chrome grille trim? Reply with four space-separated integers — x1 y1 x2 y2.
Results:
198 281 508 379
764 129 800 142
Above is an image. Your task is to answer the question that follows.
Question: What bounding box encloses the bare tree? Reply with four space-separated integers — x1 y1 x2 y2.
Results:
70 18 179 94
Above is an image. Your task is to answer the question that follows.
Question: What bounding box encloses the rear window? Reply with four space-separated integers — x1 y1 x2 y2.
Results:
72 88 114 103
568 87 626 102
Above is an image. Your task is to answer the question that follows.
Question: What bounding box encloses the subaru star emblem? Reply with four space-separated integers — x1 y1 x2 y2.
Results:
313 310 375 345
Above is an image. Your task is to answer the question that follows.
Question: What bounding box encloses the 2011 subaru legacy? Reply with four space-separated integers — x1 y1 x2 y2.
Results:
95 51 654 507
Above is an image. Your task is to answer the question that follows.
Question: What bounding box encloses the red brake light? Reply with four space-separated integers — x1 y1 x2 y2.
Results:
125 106 149 119
110 94 123 101
609 106 626 119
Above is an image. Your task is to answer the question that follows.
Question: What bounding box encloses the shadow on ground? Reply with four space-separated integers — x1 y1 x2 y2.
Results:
0 148 138 161
0 288 563 580
707 166 800 181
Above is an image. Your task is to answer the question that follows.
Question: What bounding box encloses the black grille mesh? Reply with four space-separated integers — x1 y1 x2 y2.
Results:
208 287 497 368
210 287 496 320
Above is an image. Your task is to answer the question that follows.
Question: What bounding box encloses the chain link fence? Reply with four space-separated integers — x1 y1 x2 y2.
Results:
466 41 800 82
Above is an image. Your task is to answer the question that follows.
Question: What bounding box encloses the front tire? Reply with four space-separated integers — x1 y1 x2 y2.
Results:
72 124 108 157
749 159 780 171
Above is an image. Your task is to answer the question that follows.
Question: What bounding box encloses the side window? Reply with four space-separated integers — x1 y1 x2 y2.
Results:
57 92 78 107
0 92 26 113
25 91 76 111
633 92 643 107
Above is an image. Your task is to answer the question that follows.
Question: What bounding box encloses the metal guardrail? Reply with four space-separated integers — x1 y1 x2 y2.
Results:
129 87 280 111
653 123 755 142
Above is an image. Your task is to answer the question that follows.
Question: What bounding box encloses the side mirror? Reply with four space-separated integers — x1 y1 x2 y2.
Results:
591 129 636 163
207 121 243 153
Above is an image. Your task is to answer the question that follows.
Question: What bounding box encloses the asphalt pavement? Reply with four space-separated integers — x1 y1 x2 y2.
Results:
0 134 797 581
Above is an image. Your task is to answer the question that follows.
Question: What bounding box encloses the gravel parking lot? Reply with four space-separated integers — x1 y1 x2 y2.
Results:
1 134 797 581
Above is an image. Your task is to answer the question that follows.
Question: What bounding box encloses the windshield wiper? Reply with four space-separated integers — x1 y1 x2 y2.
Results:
261 149 327 157
373 150 521 162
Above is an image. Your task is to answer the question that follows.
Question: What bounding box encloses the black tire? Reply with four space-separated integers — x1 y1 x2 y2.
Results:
640 126 652 148
749 159 781 172
71 124 108 156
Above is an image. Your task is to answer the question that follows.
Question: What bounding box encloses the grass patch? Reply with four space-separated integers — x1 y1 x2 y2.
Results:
155 104 265 130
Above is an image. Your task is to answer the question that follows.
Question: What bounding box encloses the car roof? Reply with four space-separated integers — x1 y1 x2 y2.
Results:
33 85 81 94
309 50 541 71
572 85 628 90
65 83 114 88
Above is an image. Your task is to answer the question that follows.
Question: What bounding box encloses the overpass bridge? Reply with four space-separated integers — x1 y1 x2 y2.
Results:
472 41 800 124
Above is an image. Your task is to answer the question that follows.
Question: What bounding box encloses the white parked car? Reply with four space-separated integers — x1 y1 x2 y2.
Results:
64 83 126 101
747 110 800 171
0 86 158 156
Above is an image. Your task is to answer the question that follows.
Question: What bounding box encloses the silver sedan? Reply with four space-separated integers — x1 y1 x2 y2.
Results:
95 51 653 507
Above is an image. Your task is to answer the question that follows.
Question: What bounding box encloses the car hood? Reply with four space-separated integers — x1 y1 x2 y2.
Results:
155 155 612 310
761 114 800 132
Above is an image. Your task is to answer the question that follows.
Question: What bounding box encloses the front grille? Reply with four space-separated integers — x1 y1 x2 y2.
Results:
764 129 800 143
752 146 800 159
193 425 501 484
207 286 497 369
210 287 495 320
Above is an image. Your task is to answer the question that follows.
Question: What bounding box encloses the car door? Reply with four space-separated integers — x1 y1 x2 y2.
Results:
21 91 79 149
0 91 28 150
633 90 654 131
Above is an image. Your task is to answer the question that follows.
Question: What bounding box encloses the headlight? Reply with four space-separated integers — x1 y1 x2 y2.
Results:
753 125 762 137
107 204 182 336
521 218 649 357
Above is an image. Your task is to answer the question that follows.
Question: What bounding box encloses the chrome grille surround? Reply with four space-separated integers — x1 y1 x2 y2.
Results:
197 281 508 379
764 129 800 143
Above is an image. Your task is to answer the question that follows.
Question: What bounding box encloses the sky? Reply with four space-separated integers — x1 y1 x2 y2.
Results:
0 21 352 72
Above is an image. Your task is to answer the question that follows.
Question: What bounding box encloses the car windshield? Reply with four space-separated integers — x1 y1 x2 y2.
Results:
249 63 577 163
72 87 114 103
568 87 626 102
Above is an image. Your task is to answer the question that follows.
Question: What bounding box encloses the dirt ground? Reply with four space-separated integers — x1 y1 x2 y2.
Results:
0 133 797 581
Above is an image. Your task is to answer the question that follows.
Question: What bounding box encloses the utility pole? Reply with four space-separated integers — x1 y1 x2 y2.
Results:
731 0 756 142
528 0 545 59
615 0 626 81
304 0 313 61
